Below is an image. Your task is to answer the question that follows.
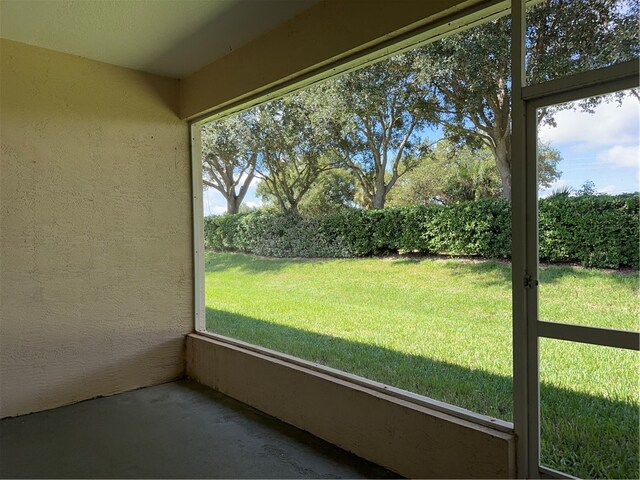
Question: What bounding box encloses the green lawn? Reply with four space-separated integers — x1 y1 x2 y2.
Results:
205 252 639 479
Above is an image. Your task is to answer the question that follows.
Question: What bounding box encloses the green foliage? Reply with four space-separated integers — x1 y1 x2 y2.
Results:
414 0 637 197
526 0 639 84
548 184 574 199
205 211 355 258
539 193 639 268
442 151 503 203
252 95 332 213
205 194 639 269
576 180 597 196
422 200 512 258
315 53 438 209
388 141 561 206
537 141 564 188
201 112 258 214
386 151 448 207
298 168 357 216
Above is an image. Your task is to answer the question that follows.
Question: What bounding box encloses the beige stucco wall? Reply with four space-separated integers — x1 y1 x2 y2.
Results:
179 0 498 120
0 39 192 418
187 334 516 479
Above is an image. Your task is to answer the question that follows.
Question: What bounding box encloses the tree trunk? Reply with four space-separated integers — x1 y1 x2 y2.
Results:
494 140 511 200
287 201 299 215
370 168 387 209
371 189 386 209
226 195 241 214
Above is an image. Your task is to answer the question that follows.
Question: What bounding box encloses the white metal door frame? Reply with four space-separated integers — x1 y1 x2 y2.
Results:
511 1 640 477
191 122 206 333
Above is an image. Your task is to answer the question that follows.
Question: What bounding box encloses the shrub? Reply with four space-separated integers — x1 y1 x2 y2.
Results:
205 211 355 258
204 194 639 269
422 199 511 258
539 193 639 269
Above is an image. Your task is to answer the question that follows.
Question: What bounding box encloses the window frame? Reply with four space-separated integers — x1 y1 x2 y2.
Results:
190 2 640 478
189 0 517 438
511 1 640 477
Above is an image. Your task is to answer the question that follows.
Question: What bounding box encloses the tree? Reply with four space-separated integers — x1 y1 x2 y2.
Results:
201 113 257 214
415 0 638 199
386 143 450 206
537 141 563 188
257 168 356 215
526 0 639 85
576 180 597 196
318 54 439 209
299 168 357 216
440 145 504 203
388 140 562 206
252 95 331 214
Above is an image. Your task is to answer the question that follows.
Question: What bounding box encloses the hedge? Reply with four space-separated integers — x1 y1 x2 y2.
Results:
204 194 639 269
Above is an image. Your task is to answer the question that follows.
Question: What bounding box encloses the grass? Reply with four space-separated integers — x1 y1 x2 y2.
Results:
205 252 639 479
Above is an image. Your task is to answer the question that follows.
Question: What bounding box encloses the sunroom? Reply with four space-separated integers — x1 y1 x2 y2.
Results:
1 0 638 478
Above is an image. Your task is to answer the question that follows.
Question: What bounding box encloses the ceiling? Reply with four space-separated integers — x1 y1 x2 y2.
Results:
0 0 320 79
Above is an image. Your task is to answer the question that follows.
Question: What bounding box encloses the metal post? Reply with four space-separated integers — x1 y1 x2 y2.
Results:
191 123 206 333
510 0 537 477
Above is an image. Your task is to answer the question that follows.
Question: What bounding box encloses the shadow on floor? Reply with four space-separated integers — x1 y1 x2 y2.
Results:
0 380 399 479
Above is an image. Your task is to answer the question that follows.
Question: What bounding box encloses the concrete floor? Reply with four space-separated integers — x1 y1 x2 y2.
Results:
0 380 398 479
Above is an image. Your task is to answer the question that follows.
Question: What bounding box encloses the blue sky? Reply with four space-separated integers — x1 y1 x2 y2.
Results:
203 92 639 215
538 93 639 197
203 178 261 216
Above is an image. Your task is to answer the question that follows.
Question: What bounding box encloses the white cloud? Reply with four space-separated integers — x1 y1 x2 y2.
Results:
539 179 569 198
550 179 569 189
598 184 619 195
596 145 640 168
538 94 639 148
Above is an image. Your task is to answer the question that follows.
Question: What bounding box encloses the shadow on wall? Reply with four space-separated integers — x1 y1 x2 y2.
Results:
141 0 315 80
205 307 639 479
0 337 186 420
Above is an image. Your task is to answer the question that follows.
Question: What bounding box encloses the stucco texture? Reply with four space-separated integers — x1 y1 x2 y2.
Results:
0 39 192 418
180 0 482 119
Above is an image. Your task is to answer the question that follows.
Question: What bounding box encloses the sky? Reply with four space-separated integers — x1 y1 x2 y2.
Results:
203 177 260 216
202 92 639 215
538 92 639 197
